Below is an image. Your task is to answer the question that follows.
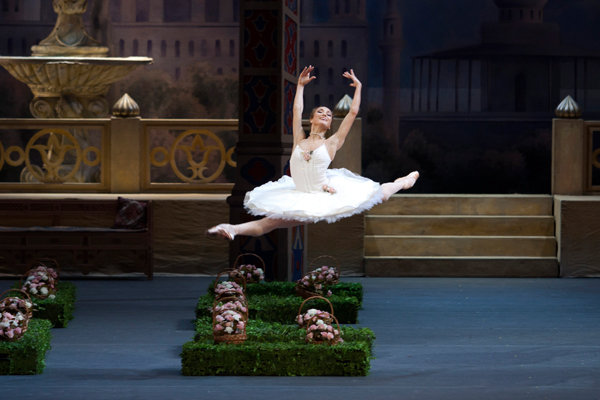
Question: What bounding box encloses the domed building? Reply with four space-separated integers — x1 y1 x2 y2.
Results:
410 0 600 114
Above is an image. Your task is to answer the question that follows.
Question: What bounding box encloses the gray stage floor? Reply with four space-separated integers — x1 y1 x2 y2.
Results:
1 277 599 400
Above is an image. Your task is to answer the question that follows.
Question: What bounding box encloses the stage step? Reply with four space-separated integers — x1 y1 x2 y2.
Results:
366 215 554 236
368 194 553 216
364 235 556 257
364 195 558 277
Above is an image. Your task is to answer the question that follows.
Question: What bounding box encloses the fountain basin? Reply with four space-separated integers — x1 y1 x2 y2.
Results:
0 56 152 97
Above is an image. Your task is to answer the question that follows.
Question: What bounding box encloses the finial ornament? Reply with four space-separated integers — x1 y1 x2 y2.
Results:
112 93 140 118
334 94 353 118
555 95 582 119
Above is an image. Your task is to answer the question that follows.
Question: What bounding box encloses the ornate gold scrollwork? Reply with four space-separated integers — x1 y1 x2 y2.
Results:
26 129 82 182
150 147 170 168
0 129 102 183
226 147 236 168
150 130 236 184
81 146 101 167
592 149 600 170
5 146 26 167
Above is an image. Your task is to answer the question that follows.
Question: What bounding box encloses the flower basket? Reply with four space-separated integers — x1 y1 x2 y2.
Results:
20 259 60 300
212 296 249 321
27 258 60 282
309 255 340 285
231 253 265 284
0 289 33 342
214 269 247 302
213 306 247 345
297 296 342 345
294 256 340 299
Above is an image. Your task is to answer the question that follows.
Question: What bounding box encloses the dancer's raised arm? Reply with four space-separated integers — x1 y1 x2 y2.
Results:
329 69 361 150
293 66 316 148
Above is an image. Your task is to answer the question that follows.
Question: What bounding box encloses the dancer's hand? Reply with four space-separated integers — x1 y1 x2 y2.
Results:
343 69 361 88
299 65 317 87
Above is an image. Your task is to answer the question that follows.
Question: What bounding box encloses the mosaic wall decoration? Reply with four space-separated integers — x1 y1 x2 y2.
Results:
283 80 296 136
243 10 278 69
242 76 278 135
291 224 305 281
240 157 277 186
285 0 298 15
284 15 298 76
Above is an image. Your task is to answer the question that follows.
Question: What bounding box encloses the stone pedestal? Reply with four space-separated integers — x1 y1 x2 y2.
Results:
552 118 585 195
110 117 142 193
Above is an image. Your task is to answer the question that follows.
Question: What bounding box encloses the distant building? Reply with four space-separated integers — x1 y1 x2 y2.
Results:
299 0 369 109
0 0 370 110
378 0 403 140
410 0 600 115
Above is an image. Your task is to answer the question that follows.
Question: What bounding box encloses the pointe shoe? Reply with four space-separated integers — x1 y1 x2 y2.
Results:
205 224 236 241
395 171 420 190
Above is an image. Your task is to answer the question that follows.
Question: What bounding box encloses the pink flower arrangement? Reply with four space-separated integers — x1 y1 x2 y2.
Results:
213 299 248 316
21 266 58 299
0 297 31 342
301 309 343 345
297 266 339 297
214 281 246 302
214 310 246 336
231 264 264 284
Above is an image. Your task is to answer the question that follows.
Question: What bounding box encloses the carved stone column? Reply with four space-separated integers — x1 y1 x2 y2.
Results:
229 0 304 281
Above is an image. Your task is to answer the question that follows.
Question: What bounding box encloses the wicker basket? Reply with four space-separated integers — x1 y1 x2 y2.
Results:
27 258 60 282
20 259 60 300
296 295 335 327
213 299 247 345
297 296 342 345
295 255 341 299
309 255 340 285
0 289 33 342
231 253 265 284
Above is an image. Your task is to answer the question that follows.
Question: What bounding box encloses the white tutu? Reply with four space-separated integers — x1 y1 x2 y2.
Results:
244 144 383 223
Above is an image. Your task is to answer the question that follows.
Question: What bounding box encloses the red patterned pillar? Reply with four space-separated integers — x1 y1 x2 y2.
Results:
229 0 305 281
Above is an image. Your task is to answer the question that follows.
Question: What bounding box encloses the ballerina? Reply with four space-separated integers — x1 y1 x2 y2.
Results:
207 66 419 240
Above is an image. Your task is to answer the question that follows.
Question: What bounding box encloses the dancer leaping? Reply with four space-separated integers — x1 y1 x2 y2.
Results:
207 66 419 240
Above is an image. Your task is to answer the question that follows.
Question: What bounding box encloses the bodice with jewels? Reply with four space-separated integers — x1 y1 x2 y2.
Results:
290 144 331 193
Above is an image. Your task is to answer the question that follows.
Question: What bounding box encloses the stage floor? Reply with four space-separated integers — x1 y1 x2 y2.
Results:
1 277 599 400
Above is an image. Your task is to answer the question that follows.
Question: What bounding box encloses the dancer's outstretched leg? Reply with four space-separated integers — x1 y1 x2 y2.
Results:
381 171 419 201
206 218 301 241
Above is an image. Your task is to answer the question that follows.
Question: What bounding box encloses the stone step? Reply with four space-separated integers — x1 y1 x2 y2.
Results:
364 235 556 257
368 195 553 216
365 215 555 236
364 256 559 277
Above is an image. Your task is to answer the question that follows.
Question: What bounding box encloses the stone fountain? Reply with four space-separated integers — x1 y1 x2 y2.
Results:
0 0 152 182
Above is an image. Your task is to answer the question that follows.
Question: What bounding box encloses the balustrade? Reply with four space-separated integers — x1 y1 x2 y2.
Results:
0 118 238 193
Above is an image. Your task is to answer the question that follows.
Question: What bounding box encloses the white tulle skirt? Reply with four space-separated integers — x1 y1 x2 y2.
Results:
244 168 384 224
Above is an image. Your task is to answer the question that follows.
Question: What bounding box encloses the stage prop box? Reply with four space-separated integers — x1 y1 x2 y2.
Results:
13 281 77 328
0 319 52 375
555 196 600 277
181 319 375 376
196 281 363 324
